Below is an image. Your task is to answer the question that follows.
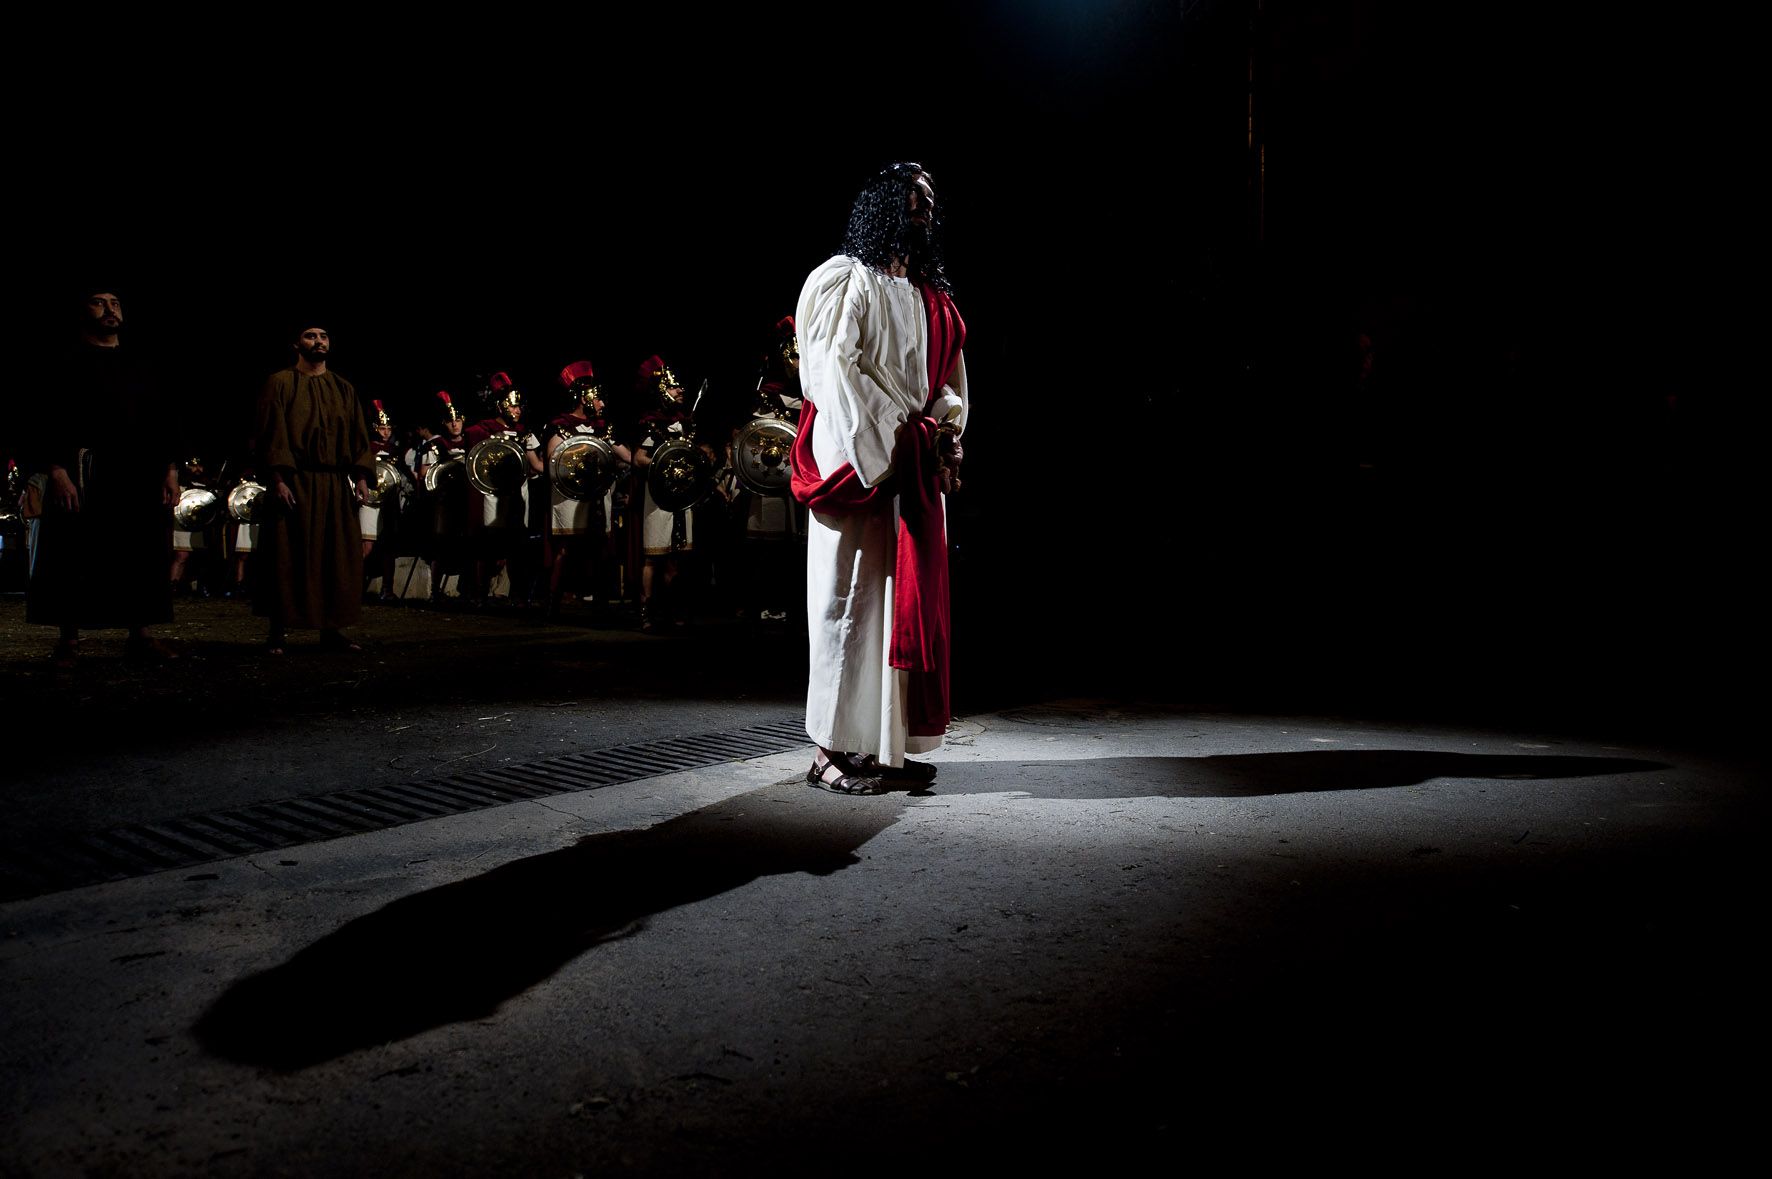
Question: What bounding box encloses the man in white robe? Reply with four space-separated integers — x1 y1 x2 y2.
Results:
794 163 969 794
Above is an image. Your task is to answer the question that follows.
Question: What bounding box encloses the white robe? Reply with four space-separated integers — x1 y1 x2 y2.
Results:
797 256 968 764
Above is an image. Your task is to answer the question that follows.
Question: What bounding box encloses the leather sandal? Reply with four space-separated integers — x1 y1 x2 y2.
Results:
854 754 937 784
806 753 886 796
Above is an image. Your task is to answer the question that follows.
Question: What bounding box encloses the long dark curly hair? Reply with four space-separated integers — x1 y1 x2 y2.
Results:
840 162 951 293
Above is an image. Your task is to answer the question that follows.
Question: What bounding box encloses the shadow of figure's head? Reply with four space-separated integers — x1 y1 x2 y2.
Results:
931 749 1667 799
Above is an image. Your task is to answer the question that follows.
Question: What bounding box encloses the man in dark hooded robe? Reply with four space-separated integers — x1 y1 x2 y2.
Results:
25 286 181 667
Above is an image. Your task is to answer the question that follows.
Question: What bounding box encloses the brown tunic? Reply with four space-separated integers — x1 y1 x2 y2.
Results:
252 369 374 629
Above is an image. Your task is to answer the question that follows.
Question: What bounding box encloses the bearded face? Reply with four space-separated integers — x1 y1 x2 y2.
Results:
295 327 330 361
899 172 935 259
85 292 123 333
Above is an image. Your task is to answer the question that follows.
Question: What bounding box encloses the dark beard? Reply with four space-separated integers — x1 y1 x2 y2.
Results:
896 217 931 277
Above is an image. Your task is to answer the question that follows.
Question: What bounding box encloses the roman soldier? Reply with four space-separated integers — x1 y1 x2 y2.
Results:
542 360 632 621
736 315 806 623
359 399 409 602
629 354 702 632
463 372 544 607
169 455 222 598
415 390 472 606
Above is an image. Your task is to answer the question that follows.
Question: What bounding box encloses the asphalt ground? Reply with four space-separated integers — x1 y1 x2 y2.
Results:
0 594 808 841
1 591 1764 1176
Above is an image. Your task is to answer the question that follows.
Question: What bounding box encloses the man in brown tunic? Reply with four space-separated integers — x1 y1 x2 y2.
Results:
252 324 374 654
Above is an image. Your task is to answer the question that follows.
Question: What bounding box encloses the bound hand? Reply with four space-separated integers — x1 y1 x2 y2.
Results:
937 430 963 495
49 468 80 512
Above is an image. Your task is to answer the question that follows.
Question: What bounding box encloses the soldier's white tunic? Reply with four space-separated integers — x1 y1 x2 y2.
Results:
549 423 616 536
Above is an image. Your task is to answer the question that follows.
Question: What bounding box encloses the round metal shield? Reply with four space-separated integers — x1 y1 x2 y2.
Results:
466 435 527 496
550 434 618 501
365 458 413 507
173 487 221 530
422 455 466 493
646 438 712 513
733 415 797 496
226 480 265 522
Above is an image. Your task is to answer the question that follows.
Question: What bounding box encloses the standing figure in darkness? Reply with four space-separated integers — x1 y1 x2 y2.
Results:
168 454 222 599
543 360 632 621
463 372 544 608
252 323 374 655
26 287 182 667
792 162 969 794
737 315 805 624
359 400 406 602
415 391 472 606
630 355 698 633
223 439 264 603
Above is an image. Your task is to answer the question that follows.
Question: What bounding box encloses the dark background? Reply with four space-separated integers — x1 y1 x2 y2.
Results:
10 2 1752 736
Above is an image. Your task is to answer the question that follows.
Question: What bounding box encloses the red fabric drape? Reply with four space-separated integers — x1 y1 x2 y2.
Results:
791 284 966 738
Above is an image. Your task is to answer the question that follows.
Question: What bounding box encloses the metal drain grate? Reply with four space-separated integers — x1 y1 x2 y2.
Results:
0 718 810 903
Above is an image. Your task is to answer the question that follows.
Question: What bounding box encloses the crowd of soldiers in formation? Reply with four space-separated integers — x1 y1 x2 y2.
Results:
3 330 808 637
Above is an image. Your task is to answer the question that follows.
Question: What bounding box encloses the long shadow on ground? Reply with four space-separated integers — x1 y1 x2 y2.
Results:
194 749 1660 1069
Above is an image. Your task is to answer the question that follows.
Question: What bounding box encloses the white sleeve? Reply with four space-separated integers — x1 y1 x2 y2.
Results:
797 257 904 488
